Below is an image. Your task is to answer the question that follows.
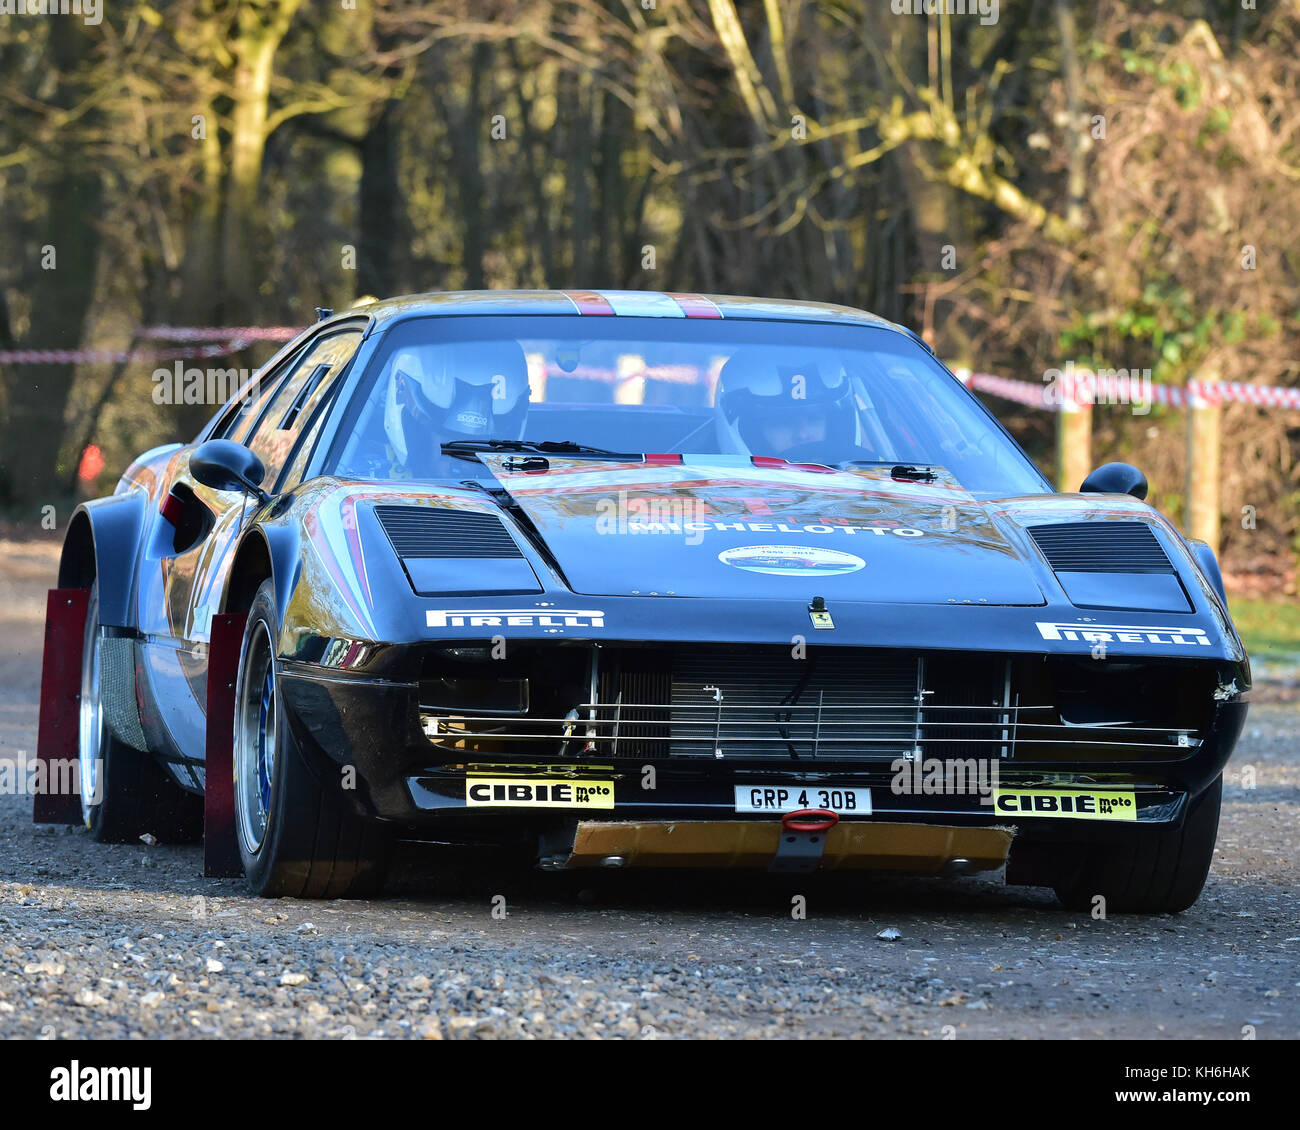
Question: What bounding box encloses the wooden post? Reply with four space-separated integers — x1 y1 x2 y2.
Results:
1056 375 1092 491
1185 375 1222 554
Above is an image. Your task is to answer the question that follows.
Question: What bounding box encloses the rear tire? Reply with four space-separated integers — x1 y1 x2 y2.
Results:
233 580 391 897
79 582 203 843
1052 776 1222 914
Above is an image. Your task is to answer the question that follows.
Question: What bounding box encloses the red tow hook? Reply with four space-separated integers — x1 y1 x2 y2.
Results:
781 808 839 834
772 809 838 873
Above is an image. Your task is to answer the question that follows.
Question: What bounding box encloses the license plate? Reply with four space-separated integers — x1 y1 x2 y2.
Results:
734 785 871 816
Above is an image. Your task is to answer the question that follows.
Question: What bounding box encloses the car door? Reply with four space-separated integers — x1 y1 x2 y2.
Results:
140 329 364 772
135 355 305 782
187 330 363 644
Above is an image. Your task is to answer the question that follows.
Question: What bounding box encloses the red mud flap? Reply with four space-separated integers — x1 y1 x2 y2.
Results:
769 808 839 874
34 589 89 825
204 613 246 878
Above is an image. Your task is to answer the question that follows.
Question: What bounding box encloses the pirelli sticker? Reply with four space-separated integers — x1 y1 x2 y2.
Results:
466 777 614 809
993 787 1137 821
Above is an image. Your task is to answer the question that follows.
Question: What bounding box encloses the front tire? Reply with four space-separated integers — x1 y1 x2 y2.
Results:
1052 776 1222 914
79 582 203 843
233 580 391 897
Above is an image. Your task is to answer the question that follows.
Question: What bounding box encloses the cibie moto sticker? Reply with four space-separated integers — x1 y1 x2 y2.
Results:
993 788 1136 821
466 778 614 809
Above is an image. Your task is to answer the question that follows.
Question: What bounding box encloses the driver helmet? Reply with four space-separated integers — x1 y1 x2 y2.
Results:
715 348 856 459
384 340 530 468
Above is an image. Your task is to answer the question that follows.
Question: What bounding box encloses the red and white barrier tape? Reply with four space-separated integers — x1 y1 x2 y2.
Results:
5 326 1299 412
0 323 300 365
1203 380 1300 409
0 339 252 365
954 368 1300 412
957 370 1054 409
137 325 300 343
541 361 708 385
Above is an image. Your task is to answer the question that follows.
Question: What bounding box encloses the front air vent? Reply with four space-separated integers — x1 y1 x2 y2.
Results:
670 648 920 759
1028 522 1172 573
374 505 523 559
423 644 1203 764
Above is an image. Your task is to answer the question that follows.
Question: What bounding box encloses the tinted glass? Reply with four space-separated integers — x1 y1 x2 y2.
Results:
328 316 1047 496
245 330 362 487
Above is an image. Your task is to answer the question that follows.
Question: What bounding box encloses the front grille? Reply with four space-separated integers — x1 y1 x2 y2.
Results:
1028 521 1172 573
667 649 918 758
375 505 523 559
422 646 1206 764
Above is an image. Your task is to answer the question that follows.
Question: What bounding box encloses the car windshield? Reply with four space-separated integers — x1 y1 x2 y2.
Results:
327 315 1048 495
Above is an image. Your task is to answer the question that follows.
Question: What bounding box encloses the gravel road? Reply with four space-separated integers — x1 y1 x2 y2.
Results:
1 533 1296 1039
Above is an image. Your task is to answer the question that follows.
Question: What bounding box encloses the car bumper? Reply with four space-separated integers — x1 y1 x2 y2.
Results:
276 656 1247 847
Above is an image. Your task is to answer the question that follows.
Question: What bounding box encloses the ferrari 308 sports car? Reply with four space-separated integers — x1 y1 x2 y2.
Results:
52 290 1248 909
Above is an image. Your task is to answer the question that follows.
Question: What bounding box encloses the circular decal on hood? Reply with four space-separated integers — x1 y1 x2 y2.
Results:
717 544 865 577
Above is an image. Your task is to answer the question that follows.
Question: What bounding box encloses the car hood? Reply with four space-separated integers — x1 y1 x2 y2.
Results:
481 455 1047 605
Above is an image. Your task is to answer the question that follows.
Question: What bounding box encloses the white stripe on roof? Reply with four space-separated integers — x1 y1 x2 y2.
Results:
598 291 687 318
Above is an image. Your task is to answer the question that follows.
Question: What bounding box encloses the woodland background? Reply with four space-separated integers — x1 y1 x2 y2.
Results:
1 0 1297 591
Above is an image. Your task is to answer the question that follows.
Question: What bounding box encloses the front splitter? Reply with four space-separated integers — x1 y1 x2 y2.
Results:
560 820 1014 873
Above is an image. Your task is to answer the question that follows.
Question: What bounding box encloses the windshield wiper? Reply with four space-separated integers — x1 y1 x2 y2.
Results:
841 459 940 481
890 464 939 481
440 439 632 462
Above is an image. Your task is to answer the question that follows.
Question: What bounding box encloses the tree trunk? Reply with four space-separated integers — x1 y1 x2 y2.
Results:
219 0 303 322
0 19 103 508
358 99 400 298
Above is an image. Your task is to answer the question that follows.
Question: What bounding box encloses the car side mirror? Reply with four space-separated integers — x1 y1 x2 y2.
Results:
191 440 270 503
1079 461 1148 500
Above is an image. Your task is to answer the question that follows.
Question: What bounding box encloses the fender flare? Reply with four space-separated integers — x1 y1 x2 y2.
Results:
1186 538 1229 606
222 522 302 631
58 495 153 751
59 493 148 629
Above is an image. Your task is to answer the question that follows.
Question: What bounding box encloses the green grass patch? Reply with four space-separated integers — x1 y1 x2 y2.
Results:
1228 598 1300 662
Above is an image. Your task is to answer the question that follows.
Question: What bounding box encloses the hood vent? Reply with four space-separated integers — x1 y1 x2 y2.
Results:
375 505 523 559
1029 522 1172 574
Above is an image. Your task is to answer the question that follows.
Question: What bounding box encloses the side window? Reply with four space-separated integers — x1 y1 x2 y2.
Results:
244 331 363 489
277 377 346 492
208 344 308 442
